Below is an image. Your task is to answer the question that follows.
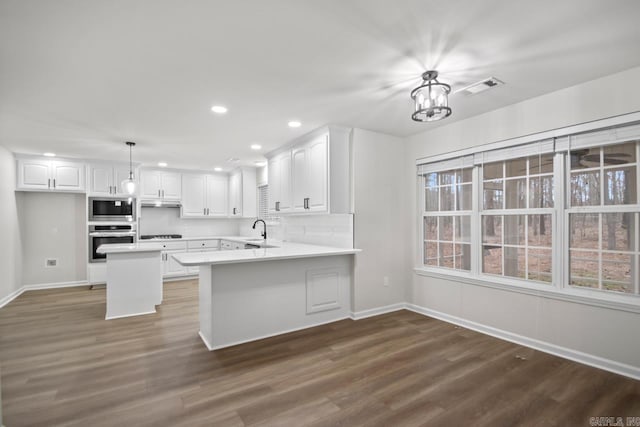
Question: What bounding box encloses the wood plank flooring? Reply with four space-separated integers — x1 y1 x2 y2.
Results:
1 279 638 426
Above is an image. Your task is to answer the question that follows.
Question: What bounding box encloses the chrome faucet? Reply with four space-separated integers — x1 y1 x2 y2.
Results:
252 219 267 240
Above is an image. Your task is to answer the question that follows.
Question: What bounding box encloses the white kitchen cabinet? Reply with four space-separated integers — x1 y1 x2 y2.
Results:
16 156 85 192
228 168 257 217
206 175 228 216
267 152 293 214
265 125 351 215
228 170 242 216
181 174 228 218
89 163 134 196
186 240 220 274
140 170 181 200
163 250 189 276
290 135 328 213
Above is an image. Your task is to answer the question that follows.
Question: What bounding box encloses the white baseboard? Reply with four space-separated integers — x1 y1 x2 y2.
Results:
105 309 156 320
405 303 640 381
0 281 89 309
350 302 407 320
0 287 25 309
202 315 352 351
23 280 88 291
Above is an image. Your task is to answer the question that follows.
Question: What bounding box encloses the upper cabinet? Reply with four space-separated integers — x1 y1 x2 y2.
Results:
181 173 228 217
140 170 181 200
88 163 135 196
266 125 351 215
228 167 256 217
268 152 292 214
16 156 85 192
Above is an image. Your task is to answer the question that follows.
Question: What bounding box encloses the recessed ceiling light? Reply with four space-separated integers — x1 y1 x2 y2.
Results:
226 157 240 163
43 152 56 157
211 105 228 114
250 144 262 150
214 167 223 172
254 161 267 167
288 121 301 128
158 162 168 167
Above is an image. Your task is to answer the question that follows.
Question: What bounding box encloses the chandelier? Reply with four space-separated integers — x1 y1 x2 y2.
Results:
410 70 452 122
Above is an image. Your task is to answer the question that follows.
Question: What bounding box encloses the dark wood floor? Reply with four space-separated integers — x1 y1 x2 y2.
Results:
0 280 638 426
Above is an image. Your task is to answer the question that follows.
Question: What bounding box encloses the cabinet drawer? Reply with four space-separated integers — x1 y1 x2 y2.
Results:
158 241 187 251
220 240 234 250
187 239 220 250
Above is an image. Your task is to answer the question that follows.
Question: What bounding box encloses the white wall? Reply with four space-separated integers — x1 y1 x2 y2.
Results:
19 192 86 286
352 128 407 313
404 66 640 371
0 146 22 303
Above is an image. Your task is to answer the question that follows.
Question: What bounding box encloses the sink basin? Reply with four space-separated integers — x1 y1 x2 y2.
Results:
244 238 265 242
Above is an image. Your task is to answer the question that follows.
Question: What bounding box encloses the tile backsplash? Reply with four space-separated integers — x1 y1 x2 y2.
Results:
140 207 354 248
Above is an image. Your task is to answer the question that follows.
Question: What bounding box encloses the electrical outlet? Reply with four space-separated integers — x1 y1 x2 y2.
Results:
45 258 58 268
383 276 389 287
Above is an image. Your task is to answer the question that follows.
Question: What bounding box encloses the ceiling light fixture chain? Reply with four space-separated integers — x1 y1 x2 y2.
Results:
410 70 452 122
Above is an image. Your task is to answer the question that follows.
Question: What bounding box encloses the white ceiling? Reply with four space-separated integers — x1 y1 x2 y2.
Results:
2 0 640 170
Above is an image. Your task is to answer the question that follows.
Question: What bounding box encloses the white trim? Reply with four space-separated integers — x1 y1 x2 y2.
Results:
349 303 406 320
0 280 90 309
203 315 352 351
198 330 215 351
0 287 25 309
414 268 640 314
23 280 88 291
415 111 640 165
105 309 157 320
404 304 640 381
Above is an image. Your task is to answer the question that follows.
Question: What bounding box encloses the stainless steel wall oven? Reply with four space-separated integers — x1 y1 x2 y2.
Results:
88 224 137 263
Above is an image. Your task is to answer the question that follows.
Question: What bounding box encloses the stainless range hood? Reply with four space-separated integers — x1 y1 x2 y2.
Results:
140 200 182 208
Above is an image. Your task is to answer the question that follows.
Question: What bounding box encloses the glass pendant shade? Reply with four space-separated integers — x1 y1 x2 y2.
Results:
121 141 137 195
411 70 452 122
121 176 137 195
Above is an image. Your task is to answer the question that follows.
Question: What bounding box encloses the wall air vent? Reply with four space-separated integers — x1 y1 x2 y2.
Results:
456 77 504 95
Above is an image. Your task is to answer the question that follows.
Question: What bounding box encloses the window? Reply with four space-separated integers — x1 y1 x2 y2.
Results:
257 185 278 222
567 141 639 294
481 154 554 283
417 120 640 305
423 167 472 271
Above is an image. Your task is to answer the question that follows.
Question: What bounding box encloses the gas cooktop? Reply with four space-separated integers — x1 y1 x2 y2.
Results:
140 234 183 240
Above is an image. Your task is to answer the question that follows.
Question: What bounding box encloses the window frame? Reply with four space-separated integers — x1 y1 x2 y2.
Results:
415 114 640 313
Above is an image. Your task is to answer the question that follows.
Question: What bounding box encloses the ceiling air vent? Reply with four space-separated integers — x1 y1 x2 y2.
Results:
456 77 504 95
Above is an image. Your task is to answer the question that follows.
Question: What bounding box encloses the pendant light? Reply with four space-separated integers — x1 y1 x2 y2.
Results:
410 70 452 122
121 141 137 195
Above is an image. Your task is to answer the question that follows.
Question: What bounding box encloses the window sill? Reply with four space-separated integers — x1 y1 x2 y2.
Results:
413 267 640 314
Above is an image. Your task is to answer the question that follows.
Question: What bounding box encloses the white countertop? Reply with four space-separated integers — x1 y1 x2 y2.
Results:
172 241 361 266
138 235 266 243
97 243 165 254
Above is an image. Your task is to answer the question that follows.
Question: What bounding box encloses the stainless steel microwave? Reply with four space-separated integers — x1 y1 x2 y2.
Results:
88 197 136 222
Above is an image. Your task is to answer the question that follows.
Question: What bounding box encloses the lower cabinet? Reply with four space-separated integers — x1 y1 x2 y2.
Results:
163 250 189 277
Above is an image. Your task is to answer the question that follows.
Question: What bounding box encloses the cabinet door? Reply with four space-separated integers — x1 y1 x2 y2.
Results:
291 147 307 212
181 174 206 217
306 136 328 212
113 166 134 197
267 156 280 214
206 175 228 216
17 159 51 190
51 161 85 191
140 170 162 198
163 250 188 276
228 171 242 216
279 153 293 213
160 172 181 200
89 164 113 195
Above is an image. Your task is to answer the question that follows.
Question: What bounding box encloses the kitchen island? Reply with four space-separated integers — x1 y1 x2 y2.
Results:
173 242 360 350
97 243 164 320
